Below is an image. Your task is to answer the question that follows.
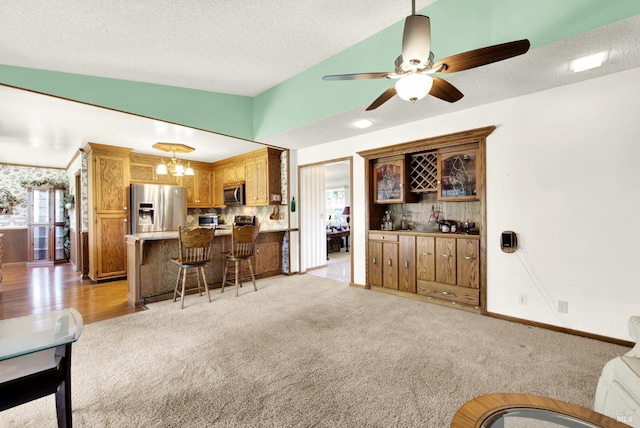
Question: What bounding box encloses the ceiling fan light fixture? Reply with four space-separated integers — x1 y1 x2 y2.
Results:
395 73 433 102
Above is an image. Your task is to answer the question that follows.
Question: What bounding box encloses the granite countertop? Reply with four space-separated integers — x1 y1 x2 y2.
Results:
369 229 480 238
125 227 289 241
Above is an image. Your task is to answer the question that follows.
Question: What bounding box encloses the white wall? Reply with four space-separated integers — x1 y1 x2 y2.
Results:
296 66 640 341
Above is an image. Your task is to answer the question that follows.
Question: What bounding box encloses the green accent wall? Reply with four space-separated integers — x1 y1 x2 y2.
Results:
0 64 254 140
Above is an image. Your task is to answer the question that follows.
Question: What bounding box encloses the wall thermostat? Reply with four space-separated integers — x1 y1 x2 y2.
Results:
501 231 517 253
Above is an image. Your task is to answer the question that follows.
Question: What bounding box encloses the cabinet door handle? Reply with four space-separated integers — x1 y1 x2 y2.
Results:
388 259 392 267
405 261 409 269
421 252 432 256
464 256 476 260
441 254 450 258
373 257 377 265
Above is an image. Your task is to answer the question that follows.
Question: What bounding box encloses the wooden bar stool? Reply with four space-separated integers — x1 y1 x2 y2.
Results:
171 226 216 308
221 224 260 297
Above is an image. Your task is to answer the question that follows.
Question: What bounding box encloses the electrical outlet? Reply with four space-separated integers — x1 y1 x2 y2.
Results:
518 293 527 305
558 300 569 314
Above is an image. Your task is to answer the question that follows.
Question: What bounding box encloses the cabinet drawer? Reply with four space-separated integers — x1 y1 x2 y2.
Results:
368 233 398 242
417 280 479 306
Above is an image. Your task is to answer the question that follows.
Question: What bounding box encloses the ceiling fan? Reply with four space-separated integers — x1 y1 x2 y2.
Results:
322 0 530 111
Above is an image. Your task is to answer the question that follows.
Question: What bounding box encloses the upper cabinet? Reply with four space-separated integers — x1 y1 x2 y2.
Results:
214 147 284 207
438 145 479 201
373 155 419 204
129 153 180 185
245 148 282 206
181 167 213 208
224 164 245 184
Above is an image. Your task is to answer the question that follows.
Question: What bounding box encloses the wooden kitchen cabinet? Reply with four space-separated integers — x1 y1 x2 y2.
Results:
416 236 436 282
457 238 480 288
95 214 128 279
182 167 213 207
211 147 283 207
366 231 481 308
213 168 226 207
435 237 457 285
373 155 419 204
438 144 479 201
368 232 398 289
368 240 383 287
255 241 282 275
398 235 416 293
245 148 282 206
129 153 180 185
416 235 480 307
85 143 131 282
224 164 245 184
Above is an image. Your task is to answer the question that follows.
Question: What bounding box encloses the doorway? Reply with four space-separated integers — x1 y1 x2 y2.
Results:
299 158 352 284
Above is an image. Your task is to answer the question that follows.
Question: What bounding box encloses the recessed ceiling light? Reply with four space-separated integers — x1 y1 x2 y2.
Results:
353 119 373 129
570 51 608 73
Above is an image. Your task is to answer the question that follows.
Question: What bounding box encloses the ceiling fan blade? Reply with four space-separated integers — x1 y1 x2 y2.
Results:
429 76 464 103
433 39 530 74
366 86 397 111
322 72 390 81
402 15 431 66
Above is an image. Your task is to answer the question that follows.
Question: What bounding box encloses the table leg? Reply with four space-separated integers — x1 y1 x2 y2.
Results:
326 238 330 260
55 343 72 428
345 234 350 252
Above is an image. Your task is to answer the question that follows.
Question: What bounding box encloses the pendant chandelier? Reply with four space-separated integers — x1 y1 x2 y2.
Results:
153 142 195 177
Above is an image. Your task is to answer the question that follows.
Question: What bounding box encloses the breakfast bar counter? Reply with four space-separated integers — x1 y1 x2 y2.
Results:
125 228 286 307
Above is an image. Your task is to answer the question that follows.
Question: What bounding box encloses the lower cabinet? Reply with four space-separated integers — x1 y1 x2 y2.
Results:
95 215 128 279
398 235 416 293
368 233 398 289
208 232 283 285
368 231 481 309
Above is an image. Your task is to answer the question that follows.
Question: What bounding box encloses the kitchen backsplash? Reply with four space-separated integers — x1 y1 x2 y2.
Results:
386 192 480 230
187 205 288 230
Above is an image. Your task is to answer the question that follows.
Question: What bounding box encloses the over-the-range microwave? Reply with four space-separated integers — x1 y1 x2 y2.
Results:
223 183 245 206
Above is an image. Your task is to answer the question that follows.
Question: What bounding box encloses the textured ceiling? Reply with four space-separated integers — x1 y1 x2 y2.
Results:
0 1 639 168
0 0 437 97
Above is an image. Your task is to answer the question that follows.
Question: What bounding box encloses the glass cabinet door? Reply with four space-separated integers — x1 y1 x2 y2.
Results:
31 225 50 261
32 188 50 224
28 186 67 264
53 189 66 262
438 146 479 201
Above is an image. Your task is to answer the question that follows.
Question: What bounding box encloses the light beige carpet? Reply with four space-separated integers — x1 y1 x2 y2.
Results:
0 275 629 427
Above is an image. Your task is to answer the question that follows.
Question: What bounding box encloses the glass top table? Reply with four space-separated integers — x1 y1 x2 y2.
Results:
0 308 83 428
0 308 83 361
451 393 630 428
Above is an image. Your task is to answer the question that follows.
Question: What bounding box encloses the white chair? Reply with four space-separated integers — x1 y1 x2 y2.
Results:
594 316 640 426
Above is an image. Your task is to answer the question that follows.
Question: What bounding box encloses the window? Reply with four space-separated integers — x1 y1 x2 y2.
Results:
325 187 347 224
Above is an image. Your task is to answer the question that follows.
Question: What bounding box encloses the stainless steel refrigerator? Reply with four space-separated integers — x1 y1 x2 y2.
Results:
130 184 187 233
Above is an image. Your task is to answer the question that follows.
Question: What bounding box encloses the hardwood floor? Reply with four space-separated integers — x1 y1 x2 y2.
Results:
0 263 143 324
